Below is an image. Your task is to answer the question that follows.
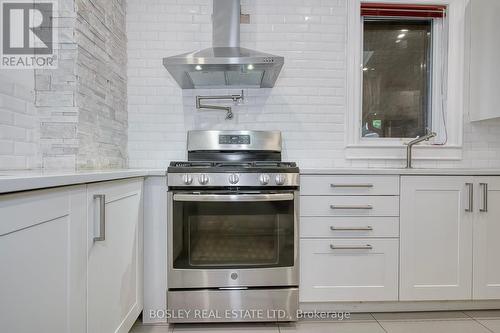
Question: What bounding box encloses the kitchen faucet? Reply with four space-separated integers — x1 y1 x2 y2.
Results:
405 130 437 169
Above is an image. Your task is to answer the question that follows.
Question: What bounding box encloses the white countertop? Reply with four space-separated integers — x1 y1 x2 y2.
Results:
0 169 166 194
2 167 500 195
300 168 500 175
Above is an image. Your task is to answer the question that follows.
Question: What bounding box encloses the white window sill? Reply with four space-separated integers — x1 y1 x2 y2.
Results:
345 144 463 160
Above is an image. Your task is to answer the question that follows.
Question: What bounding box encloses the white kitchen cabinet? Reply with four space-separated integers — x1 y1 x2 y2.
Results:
87 178 144 333
300 239 399 302
473 177 500 299
0 186 87 333
468 0 500 121
400 176 474 301
300 176 400 303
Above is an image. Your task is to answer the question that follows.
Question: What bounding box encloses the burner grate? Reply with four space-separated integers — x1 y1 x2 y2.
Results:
253 161 297 168
214 162 253 167
170 161 214 167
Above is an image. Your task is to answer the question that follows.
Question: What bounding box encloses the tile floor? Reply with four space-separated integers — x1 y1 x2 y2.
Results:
129 310 500 333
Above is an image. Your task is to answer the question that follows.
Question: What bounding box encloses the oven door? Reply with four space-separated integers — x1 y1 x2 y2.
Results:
168 191 299 289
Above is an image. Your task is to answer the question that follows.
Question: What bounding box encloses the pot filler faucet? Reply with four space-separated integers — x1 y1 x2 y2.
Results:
195 90 244 119
405 130 437 169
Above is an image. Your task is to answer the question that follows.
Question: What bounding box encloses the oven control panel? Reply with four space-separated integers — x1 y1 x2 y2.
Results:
169 172 299 187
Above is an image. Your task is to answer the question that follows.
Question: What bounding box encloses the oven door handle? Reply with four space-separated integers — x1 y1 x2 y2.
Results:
173 193 294 202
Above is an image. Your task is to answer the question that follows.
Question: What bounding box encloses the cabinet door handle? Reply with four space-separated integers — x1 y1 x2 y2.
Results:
330 244 373 250
330 184 374 188
480 183 488 213
330 205 373 210
465 183 474 212
330 226 373 231
93 194 106 242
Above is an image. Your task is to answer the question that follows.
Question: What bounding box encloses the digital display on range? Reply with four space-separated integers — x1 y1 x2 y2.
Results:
219 135 251 145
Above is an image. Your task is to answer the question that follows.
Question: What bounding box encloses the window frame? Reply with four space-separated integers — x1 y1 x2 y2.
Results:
346 0 466 161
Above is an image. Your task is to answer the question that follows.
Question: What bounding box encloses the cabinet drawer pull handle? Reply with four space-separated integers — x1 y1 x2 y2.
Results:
330 184 373 188
94 194 106 242
330 226 373 231
330 244 373 250
330 205 373 210
465 183 474 212
480 183 488 213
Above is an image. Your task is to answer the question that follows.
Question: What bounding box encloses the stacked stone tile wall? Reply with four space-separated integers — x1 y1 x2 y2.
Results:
75 0 128 169
0 0 125 171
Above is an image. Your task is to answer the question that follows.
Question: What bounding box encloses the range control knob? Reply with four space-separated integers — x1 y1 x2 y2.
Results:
198 174 210 185
275 174 287 186
259 174 270 185
182 174 193 185
228 173 239 185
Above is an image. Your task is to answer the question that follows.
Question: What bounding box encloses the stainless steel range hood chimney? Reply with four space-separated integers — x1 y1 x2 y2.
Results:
163 0 284 89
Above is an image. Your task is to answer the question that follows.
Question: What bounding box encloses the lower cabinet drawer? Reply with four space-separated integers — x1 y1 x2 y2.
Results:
300 216 399 238
300 238 399 302
301 175 400 196
300 196 399 217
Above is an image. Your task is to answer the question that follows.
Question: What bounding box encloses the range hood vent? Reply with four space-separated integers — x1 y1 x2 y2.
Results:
163 0 284 89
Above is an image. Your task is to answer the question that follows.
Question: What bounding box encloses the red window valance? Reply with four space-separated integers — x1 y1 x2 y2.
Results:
361 3 447 18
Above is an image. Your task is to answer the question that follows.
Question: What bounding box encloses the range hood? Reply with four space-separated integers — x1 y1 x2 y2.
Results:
163 0 284 89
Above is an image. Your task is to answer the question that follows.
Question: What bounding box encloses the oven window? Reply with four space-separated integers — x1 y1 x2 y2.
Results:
172 195 295 269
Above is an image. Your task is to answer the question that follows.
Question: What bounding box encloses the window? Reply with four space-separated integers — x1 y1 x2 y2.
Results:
361 3 446 139
362 20 432 138
346 0 467 161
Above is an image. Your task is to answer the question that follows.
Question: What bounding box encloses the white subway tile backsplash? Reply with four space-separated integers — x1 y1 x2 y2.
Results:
14 113 36 129
0 123 26 139
0 80 15 96
0 93 29 113
36 91 74 107
124 0 500 169
0 140 14 155
0 73 37 170
0 156 27 169
14 142 36 155
0 109 13 125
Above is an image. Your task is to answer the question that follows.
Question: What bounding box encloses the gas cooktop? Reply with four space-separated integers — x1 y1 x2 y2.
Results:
167 130 299 188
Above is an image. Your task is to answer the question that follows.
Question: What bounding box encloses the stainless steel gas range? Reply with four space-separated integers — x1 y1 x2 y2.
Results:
167 130 299 323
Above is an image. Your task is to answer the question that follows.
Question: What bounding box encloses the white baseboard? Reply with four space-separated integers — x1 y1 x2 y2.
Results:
300 300 500 313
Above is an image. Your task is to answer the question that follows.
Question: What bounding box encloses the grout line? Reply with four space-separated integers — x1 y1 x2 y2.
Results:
371 313 389 333
463 312 495 333
369 310 485 323
473 319 495 333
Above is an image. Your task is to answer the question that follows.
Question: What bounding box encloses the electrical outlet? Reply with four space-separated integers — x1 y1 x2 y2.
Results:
240 13 250 24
